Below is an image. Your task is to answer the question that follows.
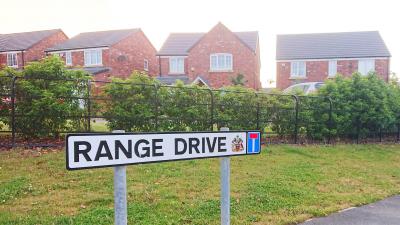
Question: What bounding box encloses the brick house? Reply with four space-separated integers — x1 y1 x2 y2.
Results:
276 31 391 90
0 29 68 69
46 28 158 82
157 23 261 89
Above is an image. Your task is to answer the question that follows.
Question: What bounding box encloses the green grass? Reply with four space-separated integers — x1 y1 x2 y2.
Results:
1 144 400 224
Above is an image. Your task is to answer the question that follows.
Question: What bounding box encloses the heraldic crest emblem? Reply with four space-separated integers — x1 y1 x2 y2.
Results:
231 135 244 152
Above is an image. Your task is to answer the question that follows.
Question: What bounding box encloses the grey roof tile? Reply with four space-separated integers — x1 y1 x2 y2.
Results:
276 31 391 60
69 67 110 75
0 29 62 52
156 75 189 85
47 28 140 51
157 31 258 56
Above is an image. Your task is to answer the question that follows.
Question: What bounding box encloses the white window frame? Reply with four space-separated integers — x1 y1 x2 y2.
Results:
328 60 337 77
84 49 102 66
290 61 306 77
169 57 185 74
65 51 72 66
210 53 233 71
358 59 375 75
6 53 18 68
144 59 149 71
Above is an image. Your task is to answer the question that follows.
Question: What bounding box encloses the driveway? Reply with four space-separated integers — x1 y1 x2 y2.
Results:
299 195 400 225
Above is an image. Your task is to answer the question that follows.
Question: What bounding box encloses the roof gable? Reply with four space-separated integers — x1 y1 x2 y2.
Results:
157 23 258 56
0 29 62 52
47 28 140 52
276 31 391 60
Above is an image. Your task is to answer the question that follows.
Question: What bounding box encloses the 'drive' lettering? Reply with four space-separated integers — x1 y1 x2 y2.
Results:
174 137 226 155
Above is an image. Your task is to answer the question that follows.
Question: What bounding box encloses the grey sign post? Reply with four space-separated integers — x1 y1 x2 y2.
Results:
220 127 230 225
112 130 127 225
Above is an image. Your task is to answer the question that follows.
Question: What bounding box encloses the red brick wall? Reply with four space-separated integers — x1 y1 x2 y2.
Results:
25 31 68 65
109 30 158 78
337 60 358 76
276 58 390 90
0 54 5 68
187 23 260 89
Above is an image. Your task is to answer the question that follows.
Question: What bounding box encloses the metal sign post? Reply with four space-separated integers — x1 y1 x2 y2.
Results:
112 130 127 225
220 127 230 225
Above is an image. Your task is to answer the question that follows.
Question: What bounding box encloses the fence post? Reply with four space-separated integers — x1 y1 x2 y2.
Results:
209 89 214 131
220 126 230 225
11 76 17 148
327 97 333 144
153 84 159 130
113 130 127 225
87 80 91 132
255 93 260 130
397 123 400 142
292 95 299 144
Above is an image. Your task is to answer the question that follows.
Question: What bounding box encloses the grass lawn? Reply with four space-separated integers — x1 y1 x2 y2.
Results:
1 144 400 225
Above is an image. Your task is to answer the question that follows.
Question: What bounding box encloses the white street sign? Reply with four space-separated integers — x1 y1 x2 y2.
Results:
66 131 261 170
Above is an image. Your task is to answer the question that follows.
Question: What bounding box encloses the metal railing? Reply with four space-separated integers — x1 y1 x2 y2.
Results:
1 75 398 148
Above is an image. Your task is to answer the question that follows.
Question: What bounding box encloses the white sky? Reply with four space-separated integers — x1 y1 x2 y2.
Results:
1 0 399 87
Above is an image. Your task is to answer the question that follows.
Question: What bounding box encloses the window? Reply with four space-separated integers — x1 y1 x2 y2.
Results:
358 59 375 75
169 57 184 74
210 53 233 71
144 59 149 71
290 61 306 77
84 49 102 66
328 60 337 77
6 53 18 67
65 52 72 66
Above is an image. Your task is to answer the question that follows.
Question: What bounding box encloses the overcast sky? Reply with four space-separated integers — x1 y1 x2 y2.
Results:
1 0 398 87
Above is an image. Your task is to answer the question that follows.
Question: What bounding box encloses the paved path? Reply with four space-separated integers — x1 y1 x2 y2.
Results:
299 195 400 225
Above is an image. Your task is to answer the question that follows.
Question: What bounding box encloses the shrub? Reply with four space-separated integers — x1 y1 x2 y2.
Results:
103 71 158 132
12 56 91 137
317 72 396 139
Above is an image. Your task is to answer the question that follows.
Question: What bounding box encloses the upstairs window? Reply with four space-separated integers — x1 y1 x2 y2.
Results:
290 61 306 77
144 59 149 71
84 49 102 66
210 53 232 71
6 53 18 68
328 60 337 77
358 59 375 75
169 57 184 74
65 52 72 66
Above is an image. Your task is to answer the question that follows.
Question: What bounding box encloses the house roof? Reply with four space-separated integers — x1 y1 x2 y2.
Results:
276 31 391 60
157 31 258 56
0 29 62 52
47 28 140 52
69 67 110 75
156 75 190 85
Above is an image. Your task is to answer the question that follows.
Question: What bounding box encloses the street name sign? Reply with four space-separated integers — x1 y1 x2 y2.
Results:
66 131 261 170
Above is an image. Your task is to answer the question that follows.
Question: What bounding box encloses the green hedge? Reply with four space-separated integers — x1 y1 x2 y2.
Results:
2 57 400 141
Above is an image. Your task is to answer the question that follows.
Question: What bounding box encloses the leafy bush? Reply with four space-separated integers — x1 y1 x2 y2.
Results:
12 56 90 137
214 86 258 129
103 71 157 132
318 72 397 139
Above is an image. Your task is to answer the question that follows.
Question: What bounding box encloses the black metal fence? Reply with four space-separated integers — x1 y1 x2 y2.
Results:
0 75 399 148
